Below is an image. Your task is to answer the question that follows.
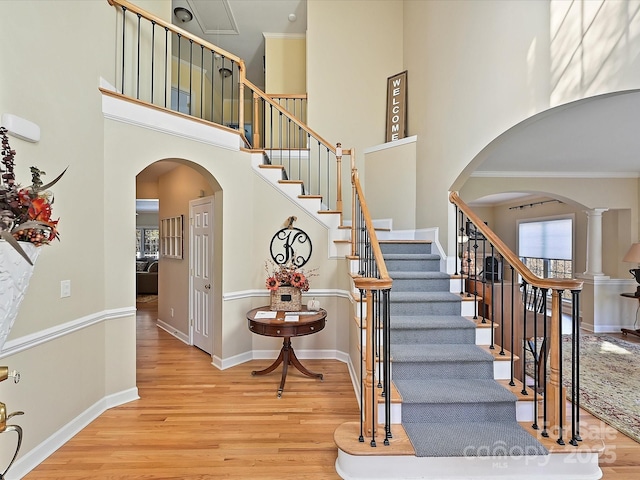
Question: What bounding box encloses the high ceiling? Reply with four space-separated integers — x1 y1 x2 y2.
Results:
171 0 307 88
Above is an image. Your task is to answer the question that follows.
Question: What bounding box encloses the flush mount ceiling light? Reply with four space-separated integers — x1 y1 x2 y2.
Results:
174 7 193 23
219 67 232 78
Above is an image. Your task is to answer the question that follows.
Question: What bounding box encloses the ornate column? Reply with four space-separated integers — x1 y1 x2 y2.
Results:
583 208 608 277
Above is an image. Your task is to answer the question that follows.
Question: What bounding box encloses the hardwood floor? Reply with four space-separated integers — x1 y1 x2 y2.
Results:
24 298 640 479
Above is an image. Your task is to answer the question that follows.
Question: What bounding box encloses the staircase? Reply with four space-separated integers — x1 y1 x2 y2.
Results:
335 239 603 479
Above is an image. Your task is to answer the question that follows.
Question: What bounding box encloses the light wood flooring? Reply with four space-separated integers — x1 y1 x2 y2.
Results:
24 297 640 479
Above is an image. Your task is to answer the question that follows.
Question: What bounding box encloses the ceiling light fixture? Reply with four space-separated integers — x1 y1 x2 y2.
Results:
174 7 193 23
219 67 232 78
288 13 297 22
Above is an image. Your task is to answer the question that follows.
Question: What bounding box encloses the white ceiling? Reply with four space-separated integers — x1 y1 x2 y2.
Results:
471 90 640 177
171 0 307 88
464 89 640 206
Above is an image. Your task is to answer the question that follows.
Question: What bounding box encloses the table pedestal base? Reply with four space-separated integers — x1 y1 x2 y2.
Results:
621 328 640 338
251 337 323 397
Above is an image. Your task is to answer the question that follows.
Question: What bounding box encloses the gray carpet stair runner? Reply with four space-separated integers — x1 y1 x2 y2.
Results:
382 241 547 458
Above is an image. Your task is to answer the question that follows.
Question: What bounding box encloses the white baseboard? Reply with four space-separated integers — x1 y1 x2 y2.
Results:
156 319 190 344
7 387 139 480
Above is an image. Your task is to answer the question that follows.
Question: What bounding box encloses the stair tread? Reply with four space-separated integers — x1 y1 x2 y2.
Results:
402 421 548 456
385 253 440 260
390 344 494 363
394 378 517 404
390 315 476 330
378 240 433 245
391 291 461 302
390 271 450 280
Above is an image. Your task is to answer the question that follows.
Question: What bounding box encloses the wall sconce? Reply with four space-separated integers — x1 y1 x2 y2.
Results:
219 67 232 78
173 7 193 23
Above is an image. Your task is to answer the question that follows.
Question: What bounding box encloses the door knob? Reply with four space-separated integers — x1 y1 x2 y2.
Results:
204 284 211 290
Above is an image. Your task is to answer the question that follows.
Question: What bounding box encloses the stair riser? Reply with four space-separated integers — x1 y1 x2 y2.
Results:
386 259 440 272
391 278 450 292
390 301 460 316
392 361 494 380
391 329 475 345
402 402 516 424
380 243 432 255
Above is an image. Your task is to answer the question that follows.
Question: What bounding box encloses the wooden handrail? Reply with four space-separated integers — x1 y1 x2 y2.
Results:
107 0 244 69
352 170 391 285
450 192 583 292
244 78 337 155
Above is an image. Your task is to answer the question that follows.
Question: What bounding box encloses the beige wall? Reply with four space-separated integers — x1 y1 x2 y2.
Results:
265 35 306 94
403 0 551 247
0 0 171 468
550 0 640 106
364 138 417 230
307 0 404 217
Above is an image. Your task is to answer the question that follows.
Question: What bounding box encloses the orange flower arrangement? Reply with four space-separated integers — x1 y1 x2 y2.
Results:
265 260 315 292
0 127 66 263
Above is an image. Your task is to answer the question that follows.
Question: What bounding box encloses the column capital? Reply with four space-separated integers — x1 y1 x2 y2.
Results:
583 208 609 216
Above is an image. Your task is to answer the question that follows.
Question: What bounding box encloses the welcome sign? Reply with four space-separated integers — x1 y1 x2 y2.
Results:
385 71 407 142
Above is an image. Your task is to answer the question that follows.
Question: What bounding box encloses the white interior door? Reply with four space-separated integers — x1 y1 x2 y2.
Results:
190 197 214 354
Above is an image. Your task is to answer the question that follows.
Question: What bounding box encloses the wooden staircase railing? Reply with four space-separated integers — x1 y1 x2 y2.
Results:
106 0 344 215
351 164 393 447
450 191 584 446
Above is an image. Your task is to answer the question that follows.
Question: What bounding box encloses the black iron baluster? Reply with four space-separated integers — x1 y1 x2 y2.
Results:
509 266 516 387
499 267 505 356
136 13 141 99
557 289 565 445
521 282 529 395
188 40 193 115
383 288 392 445
220 56 225 123
532 286 539 430
570 289 582 445
454 206 460 277
151 21 156 104
210 51 215 122
326 147 331 210
164 27 169 108
121 6 127 95
200 45 204 118
176 34 182 113
542 287 549 437
359 289 365 443
370 291 377 448
489 245 495 344
231 60 236 126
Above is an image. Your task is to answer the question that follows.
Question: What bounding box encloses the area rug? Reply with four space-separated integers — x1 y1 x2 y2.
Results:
136 294 158 303
528 334 640 444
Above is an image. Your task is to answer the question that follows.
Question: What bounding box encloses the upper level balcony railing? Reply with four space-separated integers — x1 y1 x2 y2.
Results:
106 0 343 214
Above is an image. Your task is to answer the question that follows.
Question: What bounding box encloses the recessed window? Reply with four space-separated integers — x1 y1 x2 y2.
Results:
518 216 573 299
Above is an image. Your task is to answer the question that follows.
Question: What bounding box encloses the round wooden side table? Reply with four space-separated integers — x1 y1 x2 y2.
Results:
247 306 326 397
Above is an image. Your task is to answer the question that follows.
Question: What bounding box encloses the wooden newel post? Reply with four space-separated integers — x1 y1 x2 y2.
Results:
547 290 568 440
336 143 343 215
363 289 377 440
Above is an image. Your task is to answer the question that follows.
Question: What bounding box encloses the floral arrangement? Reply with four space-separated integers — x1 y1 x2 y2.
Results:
0 126 66 264
265 260 316 292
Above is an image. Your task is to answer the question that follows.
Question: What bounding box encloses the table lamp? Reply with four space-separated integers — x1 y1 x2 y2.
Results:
622 242 640 295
